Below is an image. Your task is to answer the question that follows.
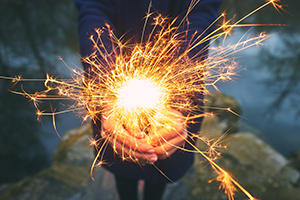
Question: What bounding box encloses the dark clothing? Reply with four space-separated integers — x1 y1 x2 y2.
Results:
75 0 223 66
115 175 166 200
75 0 223 183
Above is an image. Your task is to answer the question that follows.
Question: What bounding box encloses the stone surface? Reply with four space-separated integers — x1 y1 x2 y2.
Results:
0 124 117 200
226 132 288 176
204 92 242 133
1 93 299 200
184 130 300 200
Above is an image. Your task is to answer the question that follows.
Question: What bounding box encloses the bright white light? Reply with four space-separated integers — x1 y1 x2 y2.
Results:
116 78 162 111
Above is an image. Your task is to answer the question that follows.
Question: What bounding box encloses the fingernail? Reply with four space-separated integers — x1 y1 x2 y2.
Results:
146 148 155 153
149 155 157 162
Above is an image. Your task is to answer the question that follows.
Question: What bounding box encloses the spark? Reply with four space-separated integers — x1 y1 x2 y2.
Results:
1 1 286 200
115 78 164 112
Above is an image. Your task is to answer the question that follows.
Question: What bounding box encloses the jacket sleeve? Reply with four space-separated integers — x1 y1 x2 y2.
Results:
74 0 116 72
178 0 222 55
175 0 223 135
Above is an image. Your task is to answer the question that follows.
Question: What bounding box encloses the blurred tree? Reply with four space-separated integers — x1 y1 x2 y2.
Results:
220 0 300 118
261 34 300 117
0 0 79 184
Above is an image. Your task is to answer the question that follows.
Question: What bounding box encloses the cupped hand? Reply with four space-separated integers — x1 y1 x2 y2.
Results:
149 109 188 160
101 109 158 165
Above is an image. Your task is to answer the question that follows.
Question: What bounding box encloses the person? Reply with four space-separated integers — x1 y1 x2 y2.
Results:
74 0 223 199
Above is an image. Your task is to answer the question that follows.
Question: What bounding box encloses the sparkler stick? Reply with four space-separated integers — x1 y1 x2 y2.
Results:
2 1 286 199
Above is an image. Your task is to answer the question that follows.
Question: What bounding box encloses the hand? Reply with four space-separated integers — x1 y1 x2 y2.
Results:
149 109 188 160
101 109 158 165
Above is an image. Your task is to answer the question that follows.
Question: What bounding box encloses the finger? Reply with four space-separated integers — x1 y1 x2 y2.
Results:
116 129 154 152
125 125 145 139
102 113 122 133
111 138 158 162
104 124 158 161
150 125 185 146
101 107 157 161
154 132 188 159
102 112 154 152
149 109 186 145
156 147 177 160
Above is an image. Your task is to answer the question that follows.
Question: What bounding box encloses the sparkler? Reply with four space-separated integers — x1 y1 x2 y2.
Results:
2 0 286 199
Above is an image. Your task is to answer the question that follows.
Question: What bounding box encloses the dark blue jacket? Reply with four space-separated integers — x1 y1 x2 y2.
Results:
75 0 223 183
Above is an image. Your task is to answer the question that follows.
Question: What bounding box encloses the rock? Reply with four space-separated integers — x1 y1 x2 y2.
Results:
0 184 9 197
1 93 299 200
199 114 227 138
226 132 288 176
205 92 241 133
288 151 300 172
0 123 117 200
281 166 300 184
184 132 300 200
196 92 241 151
287 151 300 186
196 114 227 151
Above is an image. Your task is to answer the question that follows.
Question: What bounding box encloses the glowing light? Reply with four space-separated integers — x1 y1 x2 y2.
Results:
116 78 164 111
